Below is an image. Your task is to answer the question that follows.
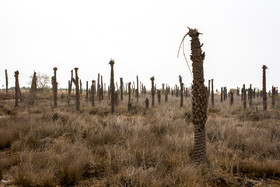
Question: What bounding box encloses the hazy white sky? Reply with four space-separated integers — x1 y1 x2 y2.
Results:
0 0 279 90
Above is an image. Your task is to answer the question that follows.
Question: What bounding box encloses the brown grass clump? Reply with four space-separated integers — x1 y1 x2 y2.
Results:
10 141 92 186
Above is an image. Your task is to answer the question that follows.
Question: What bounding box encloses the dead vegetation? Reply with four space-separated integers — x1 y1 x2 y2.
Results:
0 93 280 186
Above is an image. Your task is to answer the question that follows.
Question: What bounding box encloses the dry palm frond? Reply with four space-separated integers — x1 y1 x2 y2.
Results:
177 32 193 77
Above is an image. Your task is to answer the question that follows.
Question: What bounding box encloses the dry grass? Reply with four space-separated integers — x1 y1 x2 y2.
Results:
0 92 280 186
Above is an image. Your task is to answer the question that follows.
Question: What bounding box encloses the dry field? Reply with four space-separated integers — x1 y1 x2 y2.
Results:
0 91 280 186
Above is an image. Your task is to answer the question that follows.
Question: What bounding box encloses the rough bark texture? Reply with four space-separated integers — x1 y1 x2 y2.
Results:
67 70 73 105
136 75 139 102
120 78 123 101
230 91 234 106
31 72 37 92
224 87 227 100
150 77 155 107
80 79 82 94
72 67 80 111
263 65 267 111
67 80 71 106
208 80 210 98
14 71 20 107
86 81 89 103
248 84 253 107
91 80 95 106
179 75 183 107
157 90 161 104
101 75 104 100
52 67 58 108
241 86 244 101
93 81 96 97
97 74 101 101
242 84 247 109
70 70 73 94
29 71 37 105
114 91 119 106
188 28 208 164
211 79 214 108
165 85 168 102
272 86 275 107
220 87 223 102
128 82 132 111
5 69 8 94
109 60 115 113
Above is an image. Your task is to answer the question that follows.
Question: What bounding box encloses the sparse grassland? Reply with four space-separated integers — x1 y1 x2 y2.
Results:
0 91 280 186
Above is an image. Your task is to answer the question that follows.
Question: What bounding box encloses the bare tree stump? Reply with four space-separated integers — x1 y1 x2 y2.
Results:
109 60 115 113
5 69 8 94
80 79 82 94
263 65 267 111
14 71 20 107
248 84 253 107
242 84 247 109
120 78 123 101
72 67 80 111
136 75 139 102
272 86 276 107
230 91 234 106
52 67 58 108
29 71 37 105
179 75 184 107
91 80 95 106
128 82 132 111
86 81 89 103
188 28 208 164
211 79 214 108
150 77 155 107
220 87 223 102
